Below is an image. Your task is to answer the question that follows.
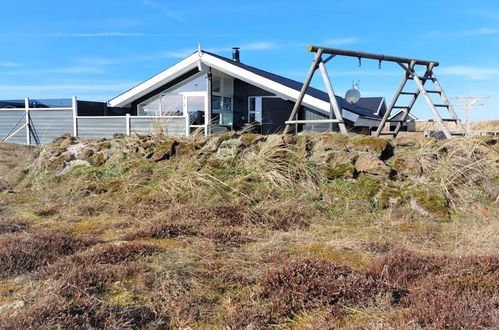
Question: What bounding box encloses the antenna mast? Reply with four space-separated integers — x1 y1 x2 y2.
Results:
450 95 491 133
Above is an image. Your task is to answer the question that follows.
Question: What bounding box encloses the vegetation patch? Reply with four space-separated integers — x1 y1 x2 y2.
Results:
0 230 96 277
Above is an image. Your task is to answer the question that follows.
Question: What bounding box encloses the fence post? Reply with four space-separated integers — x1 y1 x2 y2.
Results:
126 113 131 136
24 97 30 146
72 96 78 137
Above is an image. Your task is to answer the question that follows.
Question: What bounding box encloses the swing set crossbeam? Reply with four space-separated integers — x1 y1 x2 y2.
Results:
306 45 439 67
284 45 467 139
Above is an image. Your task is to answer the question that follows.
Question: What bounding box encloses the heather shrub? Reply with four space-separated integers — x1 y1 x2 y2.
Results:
0 218 29 234
0 230 96 277
261 258 398 318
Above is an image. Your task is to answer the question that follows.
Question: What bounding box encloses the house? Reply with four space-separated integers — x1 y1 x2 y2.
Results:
108 47 384 136
0 47 387 145
388 109 418 132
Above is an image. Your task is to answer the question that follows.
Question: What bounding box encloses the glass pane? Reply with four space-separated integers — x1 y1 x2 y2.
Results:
187 96 205 113
212 75 221 93
220 112 233 125
139 95 160 116
222 97 232 111
161 94 183 116
249 97 255 111
170 74 207 93
249 113 256 123
212 95 221 110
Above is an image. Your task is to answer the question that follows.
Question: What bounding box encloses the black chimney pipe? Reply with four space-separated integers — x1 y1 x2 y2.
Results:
232 47 240 62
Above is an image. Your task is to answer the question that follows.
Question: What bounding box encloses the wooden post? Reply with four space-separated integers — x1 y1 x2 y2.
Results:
283 49 323 134
391 64 433 136
125 113 131 136
317 58 347 134
184 96 190 137
431 78 467 134
374 66 411 136
25 97 30 146
72 96 78 137
403 65 452 139
205 70 212 136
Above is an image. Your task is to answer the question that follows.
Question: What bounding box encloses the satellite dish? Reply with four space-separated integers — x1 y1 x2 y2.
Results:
345 81 361 104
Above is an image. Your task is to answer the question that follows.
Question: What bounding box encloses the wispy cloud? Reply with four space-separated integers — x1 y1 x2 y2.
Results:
0 82 136 92
322 37 360 46
428 27 499 38
4 66 104 76
0 61 22 67
143 0 185 23
76 41 280 66
44 32 148 38
439 65 499 80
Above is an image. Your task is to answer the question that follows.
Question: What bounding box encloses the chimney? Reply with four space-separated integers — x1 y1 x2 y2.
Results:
232 47 240 62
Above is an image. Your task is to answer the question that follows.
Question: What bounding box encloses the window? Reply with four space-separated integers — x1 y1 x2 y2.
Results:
160 94 183 116
212 75 221 93
212 96 221 110
248 96 262 123
211 74 234 126
137 73 207 116
138 95 161 116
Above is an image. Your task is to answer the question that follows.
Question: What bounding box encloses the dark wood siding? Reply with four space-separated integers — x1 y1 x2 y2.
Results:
233 79 273 129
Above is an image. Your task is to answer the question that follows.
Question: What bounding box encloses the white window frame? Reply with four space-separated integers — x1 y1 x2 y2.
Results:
211 75 234 126
247 96 281 123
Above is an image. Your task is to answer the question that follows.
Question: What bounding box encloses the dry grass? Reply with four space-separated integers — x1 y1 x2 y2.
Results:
0 132 497 328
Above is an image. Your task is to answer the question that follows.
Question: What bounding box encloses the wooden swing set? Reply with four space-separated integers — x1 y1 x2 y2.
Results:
284 45 467 139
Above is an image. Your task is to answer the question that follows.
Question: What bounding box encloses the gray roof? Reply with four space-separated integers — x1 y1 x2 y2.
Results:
205 52 382 120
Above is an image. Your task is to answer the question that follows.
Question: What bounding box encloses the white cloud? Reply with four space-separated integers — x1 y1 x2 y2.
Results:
322 37 360 46
44 32 148 37
0 82 137 98
0 61 22 67
439 65 499 80
241 42 279 50
429 28 499 38
5 66 104 76
143 0 185 23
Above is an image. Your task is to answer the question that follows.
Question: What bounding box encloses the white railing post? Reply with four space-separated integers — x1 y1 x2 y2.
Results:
126 113 131 136
72 96 78 137
24 97 30 146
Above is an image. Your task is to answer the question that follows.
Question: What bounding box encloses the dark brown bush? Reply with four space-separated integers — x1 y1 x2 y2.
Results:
0 243 162 329
369 247 446 287
46 242 158 276
408 276 499 329
124 220 199 240
261 258 398 318
0 218 29 234
203 228 252 247
33 205 59 217
0 294 162 329
0 230 96 277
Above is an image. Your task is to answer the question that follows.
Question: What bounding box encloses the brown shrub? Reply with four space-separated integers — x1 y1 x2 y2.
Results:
33 205 59 217
0 218 29 234
0 243 163 328
46 243 158 275
369 248 446 287
261 258 399 318
203 228 252 247
0 294 162 329
408 276 499 329
0 230 96 277
124 220 199 240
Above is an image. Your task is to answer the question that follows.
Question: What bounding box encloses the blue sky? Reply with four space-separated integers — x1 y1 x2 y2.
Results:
1 0 498 121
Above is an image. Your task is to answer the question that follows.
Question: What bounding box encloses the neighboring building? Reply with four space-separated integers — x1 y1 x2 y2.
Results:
388 110 418 132
1 48 387 145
